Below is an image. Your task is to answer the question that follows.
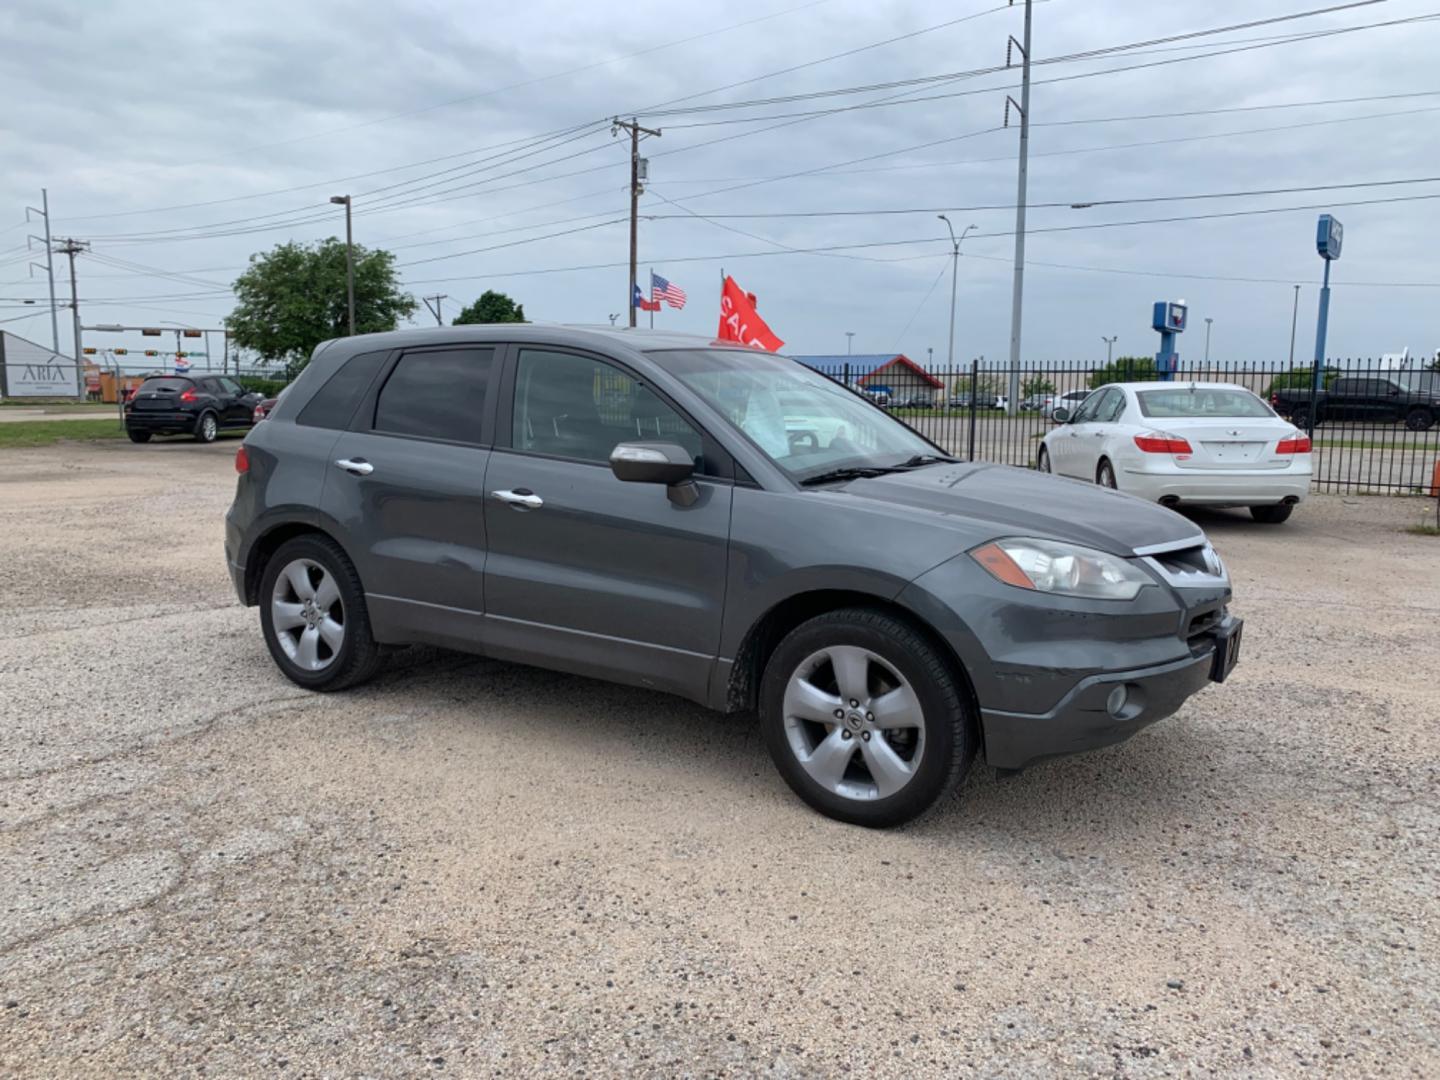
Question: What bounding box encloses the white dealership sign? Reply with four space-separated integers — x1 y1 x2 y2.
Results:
0 332 80 398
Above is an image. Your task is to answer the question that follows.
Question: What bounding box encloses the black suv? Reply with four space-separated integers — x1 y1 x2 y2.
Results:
124 374 262 443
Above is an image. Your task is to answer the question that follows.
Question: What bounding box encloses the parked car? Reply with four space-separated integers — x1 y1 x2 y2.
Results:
1271 372 1439 430
1019 393 1057 413
1040 381 1310 523
252 386 288 422
227 327 1239 827
124 374 263 443
947 393 974 409
893 394 936 410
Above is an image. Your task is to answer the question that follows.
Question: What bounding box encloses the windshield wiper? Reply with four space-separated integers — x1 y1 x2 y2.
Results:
799 466 894 486
894 454 957 469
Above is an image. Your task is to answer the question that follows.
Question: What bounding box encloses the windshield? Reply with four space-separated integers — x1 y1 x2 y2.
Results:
654 349 942 481
1136 387 1274 419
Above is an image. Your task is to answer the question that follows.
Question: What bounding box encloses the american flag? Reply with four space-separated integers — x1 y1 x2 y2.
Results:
651 272 687 310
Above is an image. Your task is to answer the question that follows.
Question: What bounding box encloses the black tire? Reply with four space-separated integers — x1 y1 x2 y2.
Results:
759 607 975 828
258 534 383 692
1404 408 1433 432
1097 458 1118 489
1289 405 1314 429
1037 446 1051 473
1250 503 1293 525
193 410 219 443
126 429 152 443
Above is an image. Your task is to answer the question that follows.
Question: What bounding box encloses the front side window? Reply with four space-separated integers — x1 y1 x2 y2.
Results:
1136 388 1273 419
1072 389 1110 423
374 347 494 444
1097 390 1127 422
656 349 941 483
511 349 702 467
220 377 245 395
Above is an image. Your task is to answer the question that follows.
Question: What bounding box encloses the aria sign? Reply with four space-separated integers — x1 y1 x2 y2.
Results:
0 331 80 399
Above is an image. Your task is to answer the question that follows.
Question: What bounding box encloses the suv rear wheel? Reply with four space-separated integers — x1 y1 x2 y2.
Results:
1405 407 1433 432
259 535 382 691
126 429 151 443
194 411 218 443
759 608 974 828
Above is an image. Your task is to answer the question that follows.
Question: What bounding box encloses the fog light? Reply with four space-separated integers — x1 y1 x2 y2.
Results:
1106 685 1128 719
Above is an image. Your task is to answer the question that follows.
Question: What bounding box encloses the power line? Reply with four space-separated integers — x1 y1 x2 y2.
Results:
61 4 1403 245
644 174 1440 219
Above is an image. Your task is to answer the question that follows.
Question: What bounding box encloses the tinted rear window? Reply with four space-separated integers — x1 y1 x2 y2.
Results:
373 347 495 444
1136 388 1273 418
137 377 193 393
296 350 388 430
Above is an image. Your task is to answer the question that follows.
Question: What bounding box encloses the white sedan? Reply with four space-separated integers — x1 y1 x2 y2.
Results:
1038 382 1312 524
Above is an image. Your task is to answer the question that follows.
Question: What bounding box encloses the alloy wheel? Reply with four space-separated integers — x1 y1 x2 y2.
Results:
270 558 345 671
781 646 925 801
201 414 217 441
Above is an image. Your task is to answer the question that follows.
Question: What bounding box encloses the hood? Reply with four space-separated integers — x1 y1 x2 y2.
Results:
834 462 1203 556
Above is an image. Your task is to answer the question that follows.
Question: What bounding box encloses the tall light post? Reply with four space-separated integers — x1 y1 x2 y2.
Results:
330 195 355 336
845 331 855 355
1288 285 1300 367
1102 335 1117 366
937 216 978 375
1204 317 1213 366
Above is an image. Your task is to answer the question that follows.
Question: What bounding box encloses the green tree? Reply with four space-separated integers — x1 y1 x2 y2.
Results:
1021 376 1056 398
1263 367 1340 397
1089 356 1157 389
226 239 416 369
453 290 525 324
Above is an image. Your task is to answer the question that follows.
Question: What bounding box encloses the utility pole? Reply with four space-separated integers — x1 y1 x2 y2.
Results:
1004 0 1033 417
54 239 88 365
330 195 355 335
25 189 60 359
1102 335 1117 366
1288 285 1300 366
613 117 661 327
422 294 447 326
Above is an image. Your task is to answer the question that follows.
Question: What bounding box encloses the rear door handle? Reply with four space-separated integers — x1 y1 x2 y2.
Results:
334 458 374 476
493 488 543 510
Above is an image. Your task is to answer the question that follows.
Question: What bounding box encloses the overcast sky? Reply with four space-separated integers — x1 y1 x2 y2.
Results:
3 0 1439 370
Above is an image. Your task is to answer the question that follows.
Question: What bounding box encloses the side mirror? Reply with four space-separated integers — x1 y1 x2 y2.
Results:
610 442 699 505
1050 406 1070 424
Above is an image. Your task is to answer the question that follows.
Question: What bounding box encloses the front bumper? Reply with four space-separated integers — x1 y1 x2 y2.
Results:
980 613 1237 770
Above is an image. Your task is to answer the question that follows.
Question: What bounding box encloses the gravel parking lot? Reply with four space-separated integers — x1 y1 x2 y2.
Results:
2 439 1437 1077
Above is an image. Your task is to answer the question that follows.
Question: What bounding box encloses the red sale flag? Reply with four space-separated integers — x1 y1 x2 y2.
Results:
716 275 784 351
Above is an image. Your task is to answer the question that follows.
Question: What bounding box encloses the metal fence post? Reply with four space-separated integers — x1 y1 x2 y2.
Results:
967 357 979 462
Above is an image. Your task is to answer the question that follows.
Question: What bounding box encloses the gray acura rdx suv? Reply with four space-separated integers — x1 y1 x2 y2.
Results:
225 326 1240 827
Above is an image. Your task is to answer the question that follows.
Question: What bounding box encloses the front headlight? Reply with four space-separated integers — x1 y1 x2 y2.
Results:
970 537 1152 601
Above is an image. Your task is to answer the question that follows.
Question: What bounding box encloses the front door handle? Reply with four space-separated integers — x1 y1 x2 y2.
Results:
493 488 543 510
334 458 374 476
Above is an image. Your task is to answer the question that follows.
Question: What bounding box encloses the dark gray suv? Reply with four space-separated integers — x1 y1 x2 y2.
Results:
225 326 1240 827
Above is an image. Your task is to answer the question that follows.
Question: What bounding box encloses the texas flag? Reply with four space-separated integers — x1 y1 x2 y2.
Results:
633 284 659 312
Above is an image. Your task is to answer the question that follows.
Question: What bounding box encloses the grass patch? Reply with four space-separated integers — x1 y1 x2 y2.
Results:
0 419 127 448
1405 524 1440 536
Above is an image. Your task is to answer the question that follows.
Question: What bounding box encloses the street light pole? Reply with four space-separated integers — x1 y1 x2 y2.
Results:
1288 284 1300 367
1204 317 1213 366
845 331 855 355
330 195 355 336
937 216 978 376
1102 335 1117 366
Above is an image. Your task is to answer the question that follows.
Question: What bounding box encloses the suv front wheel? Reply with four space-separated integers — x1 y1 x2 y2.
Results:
194 411 219 443
259 535 382 691
759 608 974 828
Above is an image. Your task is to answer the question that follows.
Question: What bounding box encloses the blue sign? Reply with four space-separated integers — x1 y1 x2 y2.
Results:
1152 300 1187 334
1317 214 1344 261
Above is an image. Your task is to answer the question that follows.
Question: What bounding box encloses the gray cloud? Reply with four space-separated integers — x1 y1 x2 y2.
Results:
3 0 1438 367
